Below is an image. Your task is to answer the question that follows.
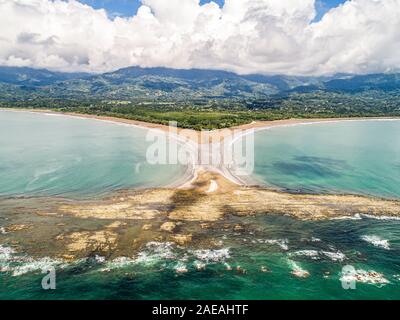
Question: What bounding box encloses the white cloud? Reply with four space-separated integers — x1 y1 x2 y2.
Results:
0 0 399 75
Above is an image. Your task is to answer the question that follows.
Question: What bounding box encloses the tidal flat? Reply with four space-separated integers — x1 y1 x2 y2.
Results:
1 170 400 261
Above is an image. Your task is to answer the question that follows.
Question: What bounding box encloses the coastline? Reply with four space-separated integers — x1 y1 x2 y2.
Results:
2 169 400 263
2 107 400 190
2 110 400 267
2 107 399 142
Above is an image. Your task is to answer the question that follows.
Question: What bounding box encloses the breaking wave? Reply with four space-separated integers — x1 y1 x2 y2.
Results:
0 245 66 277
361 235 391 250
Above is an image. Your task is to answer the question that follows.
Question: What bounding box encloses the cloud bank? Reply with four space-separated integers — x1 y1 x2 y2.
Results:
0 0 399 75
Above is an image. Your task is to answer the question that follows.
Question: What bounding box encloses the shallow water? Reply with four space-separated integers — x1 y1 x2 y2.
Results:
1 114 400 300
0 110 187 198
253 120 400 199
1 215 400 300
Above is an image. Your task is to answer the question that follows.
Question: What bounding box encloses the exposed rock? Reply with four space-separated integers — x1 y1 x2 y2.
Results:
261 266 270 273
61 254 76 262
5 224 32 232
236 266 247 274
160 221 177 232
292 270 310 278
58 189 174 220
175 264 188 274
47 171 400 223
61 230 118 254
142 224 152 231
106 221 127 229
55 234 64 241
153 236 164 242
170 234 192 246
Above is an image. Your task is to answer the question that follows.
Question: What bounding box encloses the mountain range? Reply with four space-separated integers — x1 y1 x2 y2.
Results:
0 66 399 102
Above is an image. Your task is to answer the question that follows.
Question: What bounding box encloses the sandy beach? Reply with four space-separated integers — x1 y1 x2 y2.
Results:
2 107 399 144
3 108 399 190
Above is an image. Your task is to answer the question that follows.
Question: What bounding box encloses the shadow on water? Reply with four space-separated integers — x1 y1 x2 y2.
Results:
271 156 352 178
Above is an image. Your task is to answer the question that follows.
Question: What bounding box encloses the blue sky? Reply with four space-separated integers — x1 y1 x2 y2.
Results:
79 0 346 20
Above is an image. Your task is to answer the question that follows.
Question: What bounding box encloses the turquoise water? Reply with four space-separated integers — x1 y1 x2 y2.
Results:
253 120 400 199
0 110 186 198
1 114 400 300
1 215 400 300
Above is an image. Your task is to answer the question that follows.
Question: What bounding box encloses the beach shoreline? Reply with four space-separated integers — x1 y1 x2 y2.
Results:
2 107 400 190
2 106 399 141
2 110 400 264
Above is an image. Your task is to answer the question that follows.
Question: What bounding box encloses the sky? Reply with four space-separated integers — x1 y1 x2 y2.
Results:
79 0 345 20
1 0 400 76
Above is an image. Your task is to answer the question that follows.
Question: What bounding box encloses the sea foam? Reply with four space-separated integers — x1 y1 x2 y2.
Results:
340 269 389 286
264 239 289 251
0 245 66 277
287 259 310 278
290 250 319 260
191 248 231 263
289 249 346 262
361 235 390 250
94 243 233 272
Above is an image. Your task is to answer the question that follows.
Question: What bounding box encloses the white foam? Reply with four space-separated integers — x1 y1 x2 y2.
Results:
94 255 106 263
96 244 231 272
264 239 289 251
101 256 136 271
193 260 206 270
360 214 400 221
11 257 65 277
224 263 233 271
289 249 346 262
393 274 400 281
321 251 346 262
287 259 310 278
0 227 7 234
0 245 66 277
0 245 15 261
340 269 389 286
331 214 362 221
290 250 319 260
332 213 400 221
135 242 177 266
174 261 188 274
361 235 390 250
191 248 230 263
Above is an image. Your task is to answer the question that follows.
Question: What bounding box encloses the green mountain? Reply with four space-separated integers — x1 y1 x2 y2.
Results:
0 66 89 87
0 66 324 100
1 66 400 130
1 66 399 101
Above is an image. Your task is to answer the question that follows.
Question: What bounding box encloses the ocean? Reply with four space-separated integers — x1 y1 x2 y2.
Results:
1 111 400 300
